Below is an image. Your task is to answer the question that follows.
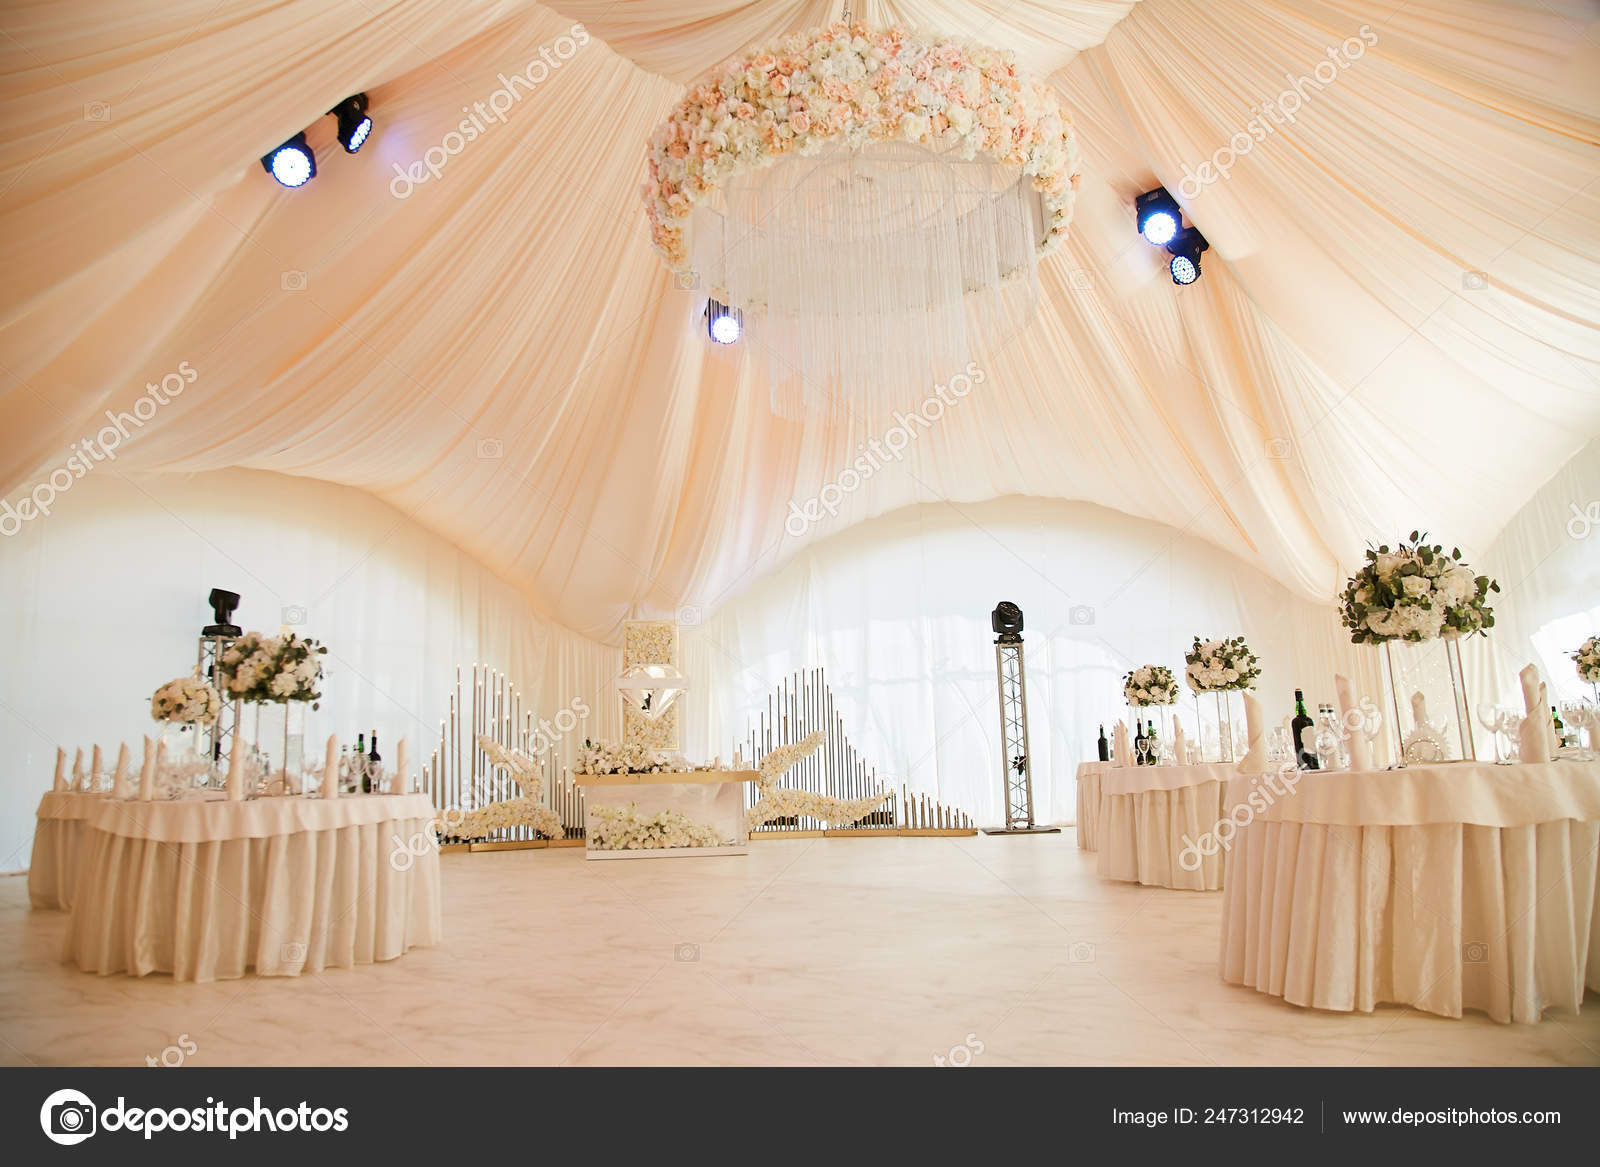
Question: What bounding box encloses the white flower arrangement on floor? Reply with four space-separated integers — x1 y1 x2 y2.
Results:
588 803 732 850
436 736 563 840
150 675 222 724
1338 532 1498 644
747 729 894 829
1123 665 1179 707
1183 637 1260 693
643 21 1081 276
217 630 327 706
1573 637 1600 684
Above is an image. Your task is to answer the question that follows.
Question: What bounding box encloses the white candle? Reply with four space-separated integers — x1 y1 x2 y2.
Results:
72 748 85 792
393 738 409 794
323 735 340 799
1410 691 1429 729
52 747 67 792
227 725 247 801
111 743 132 799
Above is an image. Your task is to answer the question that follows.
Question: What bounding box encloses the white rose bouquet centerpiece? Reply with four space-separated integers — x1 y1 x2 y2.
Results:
150 676 222 725
1123 665 1179 707
1339 533 1498 645
1183 637 1260 693
216 631 327 706
1573 637 1600 686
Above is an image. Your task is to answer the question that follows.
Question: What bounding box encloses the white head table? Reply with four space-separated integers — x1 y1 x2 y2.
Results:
1073 761 1113 851
62 793 442 982
1219 759 1600 1023
1095 761 1239 891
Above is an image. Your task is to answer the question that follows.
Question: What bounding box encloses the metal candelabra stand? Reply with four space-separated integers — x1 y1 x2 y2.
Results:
983 633 1059 835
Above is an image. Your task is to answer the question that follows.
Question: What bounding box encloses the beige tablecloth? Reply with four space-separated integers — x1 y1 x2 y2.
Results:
29 792 104 910
1219 760 1600 1023
64 794 442 982
1075 762 1112 851
1097 762 1239 890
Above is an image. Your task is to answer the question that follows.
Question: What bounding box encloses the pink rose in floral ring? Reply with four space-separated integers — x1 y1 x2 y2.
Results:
771 73 792 96
753 51 776 70
790 111 812 134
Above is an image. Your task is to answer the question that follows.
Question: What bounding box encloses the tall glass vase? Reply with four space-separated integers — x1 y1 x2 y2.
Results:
1380 638 1475 766
252 701 307 785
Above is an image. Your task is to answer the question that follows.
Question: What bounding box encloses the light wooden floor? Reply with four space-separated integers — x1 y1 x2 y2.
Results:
4 833 1597 1066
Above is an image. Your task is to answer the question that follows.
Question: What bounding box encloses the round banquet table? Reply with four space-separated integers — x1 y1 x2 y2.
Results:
64 793 442 982
1074 761 1113 851
30 791 104 910
1096 762 1238 890
1219 760 1600 1023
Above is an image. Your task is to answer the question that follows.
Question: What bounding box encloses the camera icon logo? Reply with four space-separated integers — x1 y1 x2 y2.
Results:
674 943 700 963
281 941 307 964
1462 940 1489 964
677 606 702 626
40 1088 97 1145
675 270 700 290
281 604 308 625
1264 436 1293 460
281 270 307 292
1068 941 1096 963
1461 270 1488 290
1067 269 1093 292
83 102 111 122
476 437 503 461
1068 605 1095 626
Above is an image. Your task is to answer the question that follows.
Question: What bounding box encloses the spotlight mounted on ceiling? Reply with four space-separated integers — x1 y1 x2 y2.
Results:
260 132 316 187
330 93 372 153
705 298 742 345
1134 187 1182 247
1167 226 1209 286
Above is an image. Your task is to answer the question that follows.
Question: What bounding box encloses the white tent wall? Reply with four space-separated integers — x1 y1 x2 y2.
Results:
0 469 619 873
680 496 1383 829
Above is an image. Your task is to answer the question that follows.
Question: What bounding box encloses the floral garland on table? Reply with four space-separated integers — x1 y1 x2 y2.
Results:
1338 533 1498 644
1573 637 1600 684
436 737 563 841
1123 665 1179 707
642 21 1082 278
150 676 222 724
747 729 895 829
217 631 327 706
588 803 732 850
575 738 700 775
1183 637 1260 693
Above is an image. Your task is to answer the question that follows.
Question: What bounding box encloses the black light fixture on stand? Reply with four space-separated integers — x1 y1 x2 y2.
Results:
982 601 1060 836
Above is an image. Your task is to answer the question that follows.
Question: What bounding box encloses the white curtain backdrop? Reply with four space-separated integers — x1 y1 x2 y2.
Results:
680 495 1377 828
0 469 619 872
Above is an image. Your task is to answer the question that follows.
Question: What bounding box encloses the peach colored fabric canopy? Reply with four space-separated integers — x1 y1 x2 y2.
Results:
2 0 1597 642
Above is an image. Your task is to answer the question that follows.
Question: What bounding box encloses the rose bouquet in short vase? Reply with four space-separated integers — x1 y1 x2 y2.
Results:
1123 665 1179 763
217 631 326 784
1184 636 1260 763
1339 533 1498 764
150 675 222 782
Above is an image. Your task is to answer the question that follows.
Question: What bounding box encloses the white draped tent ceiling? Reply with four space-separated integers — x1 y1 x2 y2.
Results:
2 0 1597 643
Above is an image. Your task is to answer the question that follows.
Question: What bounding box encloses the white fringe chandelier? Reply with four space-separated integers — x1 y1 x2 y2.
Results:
643 21 1082 416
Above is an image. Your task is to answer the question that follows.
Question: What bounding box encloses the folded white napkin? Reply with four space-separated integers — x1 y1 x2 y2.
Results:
138 736 158 800
1172 721 1189 766
52 747 68 792
89 744 103 791
322 735 340 799
1113 722 1130 766
226 727 247 801
1335 674 1372 770
1517 665 1551 764
71 748 85 792
1238 692 1268 774
393 738 409 794
111 743 133 800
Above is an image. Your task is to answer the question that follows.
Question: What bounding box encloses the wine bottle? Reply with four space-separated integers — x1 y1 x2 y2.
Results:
1291 690 1319 770
1097 725 1109 762
1552 706 1566 748
1146 719 1159 764
1133 719 1146 765
368 730 382 792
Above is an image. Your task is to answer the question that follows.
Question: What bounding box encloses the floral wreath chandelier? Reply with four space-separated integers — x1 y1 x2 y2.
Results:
642 21 1082 415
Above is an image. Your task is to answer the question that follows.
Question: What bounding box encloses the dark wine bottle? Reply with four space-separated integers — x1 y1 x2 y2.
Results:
1146 719 1158 761
356 732 369 793
1133 719 1147 765
368 730 381 793
1097 725 1109 762
1292 690 1319 770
